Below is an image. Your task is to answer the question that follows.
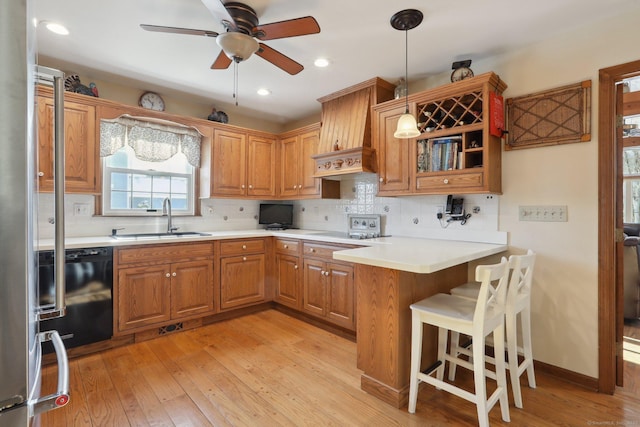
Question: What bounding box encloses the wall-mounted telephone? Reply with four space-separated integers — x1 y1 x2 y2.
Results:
445 195 464 217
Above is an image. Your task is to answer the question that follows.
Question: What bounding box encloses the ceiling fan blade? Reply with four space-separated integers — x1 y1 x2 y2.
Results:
201 0 236 30
254 16 320 41
211 50 232 69
256 43 303 75
140 24 218 38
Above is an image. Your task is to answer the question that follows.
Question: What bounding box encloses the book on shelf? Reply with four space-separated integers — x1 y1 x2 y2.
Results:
417 136 462 173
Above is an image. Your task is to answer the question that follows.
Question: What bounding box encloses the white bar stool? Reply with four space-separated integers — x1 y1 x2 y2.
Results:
449 250 536 409
408 258 511 427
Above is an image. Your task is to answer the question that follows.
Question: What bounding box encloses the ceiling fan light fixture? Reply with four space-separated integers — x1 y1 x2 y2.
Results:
257 88 271 96
391 9 423 139
216 31 259 62
43 21 69 35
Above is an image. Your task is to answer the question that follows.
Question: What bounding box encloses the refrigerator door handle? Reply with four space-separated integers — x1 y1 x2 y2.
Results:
35 66 66 320
29 330 70 416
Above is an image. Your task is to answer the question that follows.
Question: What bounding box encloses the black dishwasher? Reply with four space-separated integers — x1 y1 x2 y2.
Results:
38 247 113 353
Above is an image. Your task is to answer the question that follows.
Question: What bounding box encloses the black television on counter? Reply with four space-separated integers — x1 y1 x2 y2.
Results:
258 203 294 230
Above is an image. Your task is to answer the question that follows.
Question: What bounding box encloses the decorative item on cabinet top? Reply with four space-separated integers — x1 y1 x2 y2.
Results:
505 80 591 150
207 107 229 124
64 74 98 97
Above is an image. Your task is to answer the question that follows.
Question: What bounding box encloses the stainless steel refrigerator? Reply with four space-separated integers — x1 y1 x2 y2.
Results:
0 1 70 426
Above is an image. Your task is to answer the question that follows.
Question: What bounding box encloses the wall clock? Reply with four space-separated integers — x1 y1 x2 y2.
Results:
451 59 474 83
138 91 165 111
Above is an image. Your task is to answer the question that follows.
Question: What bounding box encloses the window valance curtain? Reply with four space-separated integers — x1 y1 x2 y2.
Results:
100 115 202 167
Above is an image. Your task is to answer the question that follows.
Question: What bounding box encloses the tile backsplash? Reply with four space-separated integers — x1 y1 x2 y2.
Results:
38 174 505 244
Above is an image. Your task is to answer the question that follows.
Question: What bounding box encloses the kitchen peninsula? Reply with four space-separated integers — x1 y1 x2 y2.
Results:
333 237 507 408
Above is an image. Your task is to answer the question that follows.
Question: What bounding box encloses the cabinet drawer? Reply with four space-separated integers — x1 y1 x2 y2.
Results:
303 242 354 260
275 238 300 255
219 238 266 255
117 242 214 266
416 171 483 191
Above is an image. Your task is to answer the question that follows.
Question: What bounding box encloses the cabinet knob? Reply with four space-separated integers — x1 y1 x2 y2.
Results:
309 248 315 253
294 265 298 270
443 178 449 184
249 184 253 189
243 256 247 261
324 271 330 276
293 185 297 189
165 273 170 278
320 270 325 275
379 177 384 183
242 245 247 250
38 171 44 177
241 184 245 189
283 244 288 249
172 272 177 277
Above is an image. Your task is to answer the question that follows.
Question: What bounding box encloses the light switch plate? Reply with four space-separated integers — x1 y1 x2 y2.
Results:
519 205 567 222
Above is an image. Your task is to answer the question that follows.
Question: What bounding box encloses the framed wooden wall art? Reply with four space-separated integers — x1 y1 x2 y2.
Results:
504 80 591 150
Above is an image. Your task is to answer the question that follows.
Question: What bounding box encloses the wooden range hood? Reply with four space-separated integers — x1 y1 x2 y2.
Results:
313 77 395 177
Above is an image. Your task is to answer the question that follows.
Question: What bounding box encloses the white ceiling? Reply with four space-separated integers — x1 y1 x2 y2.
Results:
34 0 637 125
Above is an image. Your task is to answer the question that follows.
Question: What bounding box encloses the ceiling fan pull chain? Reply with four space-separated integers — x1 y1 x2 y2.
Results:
233 60 239 106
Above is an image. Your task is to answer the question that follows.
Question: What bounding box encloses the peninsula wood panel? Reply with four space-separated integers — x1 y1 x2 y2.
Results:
355 263 468 408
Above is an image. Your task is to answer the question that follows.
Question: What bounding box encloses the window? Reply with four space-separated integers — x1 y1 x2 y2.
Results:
100 116 201 216
103 146 194 215
624 147 640 223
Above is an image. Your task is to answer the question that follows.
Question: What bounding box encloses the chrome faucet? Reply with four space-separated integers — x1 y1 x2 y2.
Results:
162 197 178 233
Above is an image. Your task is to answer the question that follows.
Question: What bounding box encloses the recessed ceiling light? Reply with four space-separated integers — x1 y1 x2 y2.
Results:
314 58 330 68
44 21 69 35
257 88 271 96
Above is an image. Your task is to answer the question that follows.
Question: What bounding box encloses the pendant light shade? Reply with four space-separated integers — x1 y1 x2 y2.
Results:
391 9 423 139
394 113 421 138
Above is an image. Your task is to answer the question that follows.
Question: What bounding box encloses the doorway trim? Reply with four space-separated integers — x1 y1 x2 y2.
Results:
598 59 640 393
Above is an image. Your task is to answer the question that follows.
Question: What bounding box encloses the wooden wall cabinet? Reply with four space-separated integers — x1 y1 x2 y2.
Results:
37 92 98 193
302 241 356 331
219 238 268 310
114 243 214 334
205 127 277 198
372 72 507 196
278 124 340 199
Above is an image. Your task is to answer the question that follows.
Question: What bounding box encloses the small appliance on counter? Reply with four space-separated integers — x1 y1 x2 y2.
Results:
348 214 385 239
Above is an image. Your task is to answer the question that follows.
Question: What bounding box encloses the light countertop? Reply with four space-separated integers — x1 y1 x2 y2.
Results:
38 229 506 274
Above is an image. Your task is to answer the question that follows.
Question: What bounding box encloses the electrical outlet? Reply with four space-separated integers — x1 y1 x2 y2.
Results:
519 205 567 222
73 203 90 216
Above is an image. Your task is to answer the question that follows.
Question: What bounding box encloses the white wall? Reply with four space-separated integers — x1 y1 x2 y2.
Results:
44 5 640 379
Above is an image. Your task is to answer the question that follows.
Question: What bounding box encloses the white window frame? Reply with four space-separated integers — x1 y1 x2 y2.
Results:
101 159 196 217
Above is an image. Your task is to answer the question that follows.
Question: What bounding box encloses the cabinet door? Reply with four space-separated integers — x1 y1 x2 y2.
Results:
212 128 246 196
374 104 412 195
298 129 321 196
117 265 171 332
326 262 355 330
278 135 299 197
303 258 326 317
275 254 301 309
247 135 276 197
220 254 266 309
37 96 97 193
170 260 214 319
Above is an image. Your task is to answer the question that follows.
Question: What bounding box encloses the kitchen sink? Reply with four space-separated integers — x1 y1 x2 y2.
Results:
111 231 211 240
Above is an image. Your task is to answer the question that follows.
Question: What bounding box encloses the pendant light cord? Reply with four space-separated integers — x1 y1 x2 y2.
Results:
404 29 409 114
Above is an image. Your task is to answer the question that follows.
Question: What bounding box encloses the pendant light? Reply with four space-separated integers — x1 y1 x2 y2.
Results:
391 9 423 139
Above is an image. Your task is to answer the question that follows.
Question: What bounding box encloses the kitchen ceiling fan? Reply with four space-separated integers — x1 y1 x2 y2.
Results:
140 0 320 75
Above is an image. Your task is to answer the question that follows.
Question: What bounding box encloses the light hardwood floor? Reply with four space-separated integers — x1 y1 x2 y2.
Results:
41 310 640 426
